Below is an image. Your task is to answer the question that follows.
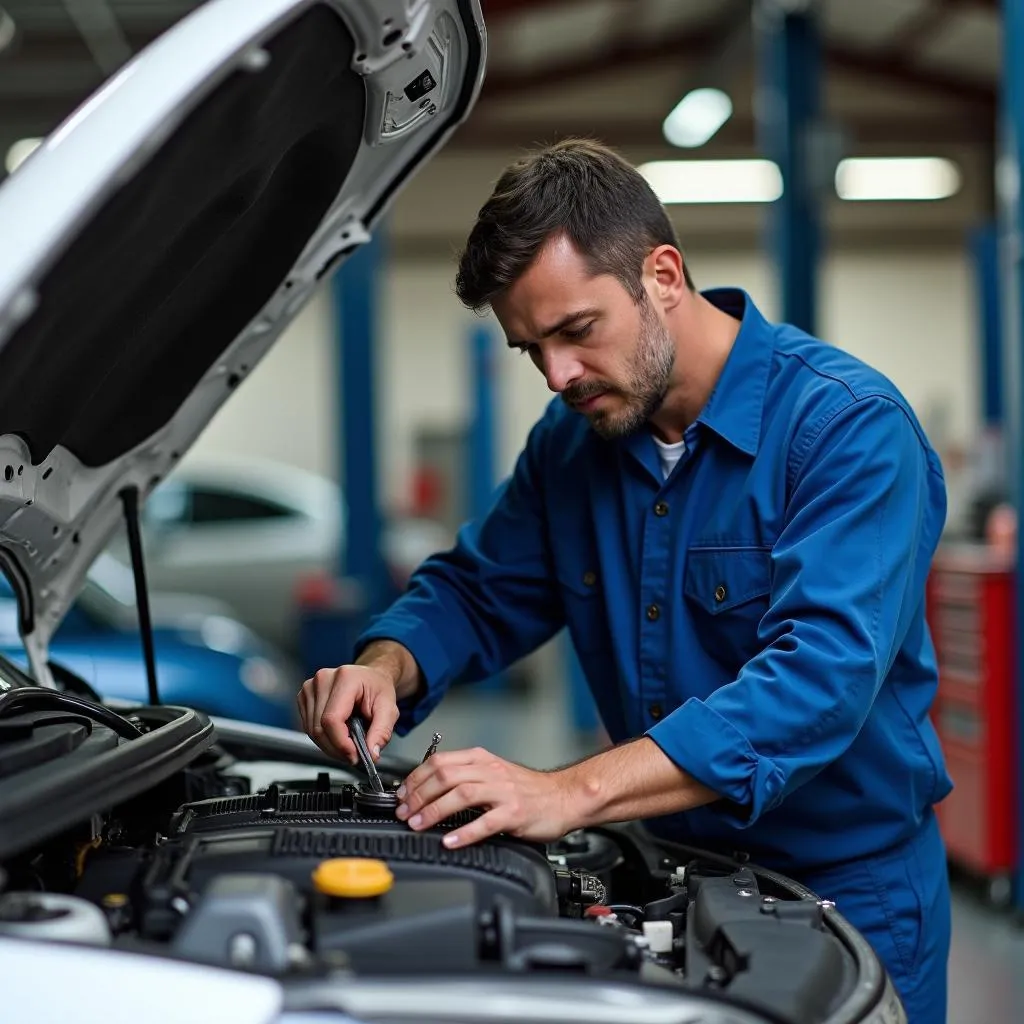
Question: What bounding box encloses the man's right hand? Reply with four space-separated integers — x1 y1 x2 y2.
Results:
297 641 420 764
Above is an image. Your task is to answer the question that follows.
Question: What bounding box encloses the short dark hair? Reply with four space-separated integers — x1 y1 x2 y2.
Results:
454 138 693 312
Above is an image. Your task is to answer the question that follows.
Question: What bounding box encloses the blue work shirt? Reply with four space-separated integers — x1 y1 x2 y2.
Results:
357 288 953 874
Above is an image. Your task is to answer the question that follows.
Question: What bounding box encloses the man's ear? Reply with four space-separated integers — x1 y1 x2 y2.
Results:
646 245 686 312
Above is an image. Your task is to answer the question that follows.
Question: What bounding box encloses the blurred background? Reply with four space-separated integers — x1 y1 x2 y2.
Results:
1 1 1022 1015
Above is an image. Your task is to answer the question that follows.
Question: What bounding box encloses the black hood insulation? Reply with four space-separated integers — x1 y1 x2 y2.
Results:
0 4 365 468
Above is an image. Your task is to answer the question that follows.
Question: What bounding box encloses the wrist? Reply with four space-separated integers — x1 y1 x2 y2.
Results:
357 640 421 700
557 761 604 832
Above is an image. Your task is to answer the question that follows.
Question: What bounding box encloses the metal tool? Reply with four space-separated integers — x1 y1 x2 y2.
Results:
422 732 442 763
348 712 385 794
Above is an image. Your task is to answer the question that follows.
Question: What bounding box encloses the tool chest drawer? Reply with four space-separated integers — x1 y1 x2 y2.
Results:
926 546 1018 886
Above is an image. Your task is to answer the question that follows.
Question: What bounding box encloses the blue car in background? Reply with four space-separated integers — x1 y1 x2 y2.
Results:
0 553 300 728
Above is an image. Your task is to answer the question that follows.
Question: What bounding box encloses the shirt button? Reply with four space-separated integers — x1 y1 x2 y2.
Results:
646 604 660 621
649 702 664 720
654 501 669 517
583 571 597 587
714 584 727 603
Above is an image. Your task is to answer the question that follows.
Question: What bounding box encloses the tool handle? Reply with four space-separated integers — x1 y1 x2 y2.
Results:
348 712 385 792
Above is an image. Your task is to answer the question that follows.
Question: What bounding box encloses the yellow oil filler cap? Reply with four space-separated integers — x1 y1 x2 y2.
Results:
312 858 394 898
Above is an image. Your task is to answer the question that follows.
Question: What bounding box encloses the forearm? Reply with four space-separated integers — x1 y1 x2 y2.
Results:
560 737 721 831
356 639 423 701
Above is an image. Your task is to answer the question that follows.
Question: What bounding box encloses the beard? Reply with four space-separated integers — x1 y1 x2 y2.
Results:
562 296 675 439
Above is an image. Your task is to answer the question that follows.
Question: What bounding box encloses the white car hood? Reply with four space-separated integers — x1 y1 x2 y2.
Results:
0 0 485 683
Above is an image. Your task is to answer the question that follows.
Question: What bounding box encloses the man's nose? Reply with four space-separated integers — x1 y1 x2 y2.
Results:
542 348 583 394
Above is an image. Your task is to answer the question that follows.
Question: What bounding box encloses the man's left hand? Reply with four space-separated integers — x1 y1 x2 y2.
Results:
395 746 573 848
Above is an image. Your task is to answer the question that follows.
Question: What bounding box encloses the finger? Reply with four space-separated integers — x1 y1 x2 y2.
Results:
441 809 507 849
402 781 486 831
398 764 482 819
399 747 492 797
315 671 357 763
366 701 399 761
300 679 342 760
296 681 312 732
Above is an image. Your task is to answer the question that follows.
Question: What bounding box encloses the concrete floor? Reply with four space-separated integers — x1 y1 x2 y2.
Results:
386 651 1024 1024
949 887 1024 1023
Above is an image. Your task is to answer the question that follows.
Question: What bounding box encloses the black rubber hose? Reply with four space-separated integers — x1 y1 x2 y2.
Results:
0 688 143 741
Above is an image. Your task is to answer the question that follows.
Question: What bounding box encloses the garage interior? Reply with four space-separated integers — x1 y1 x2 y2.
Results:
1 0 1023 1019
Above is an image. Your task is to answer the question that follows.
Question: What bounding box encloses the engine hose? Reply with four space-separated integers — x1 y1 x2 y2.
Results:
0 688 143 741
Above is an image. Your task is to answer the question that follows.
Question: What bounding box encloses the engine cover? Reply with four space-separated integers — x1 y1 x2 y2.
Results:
161 774 556 912
75 774 569 974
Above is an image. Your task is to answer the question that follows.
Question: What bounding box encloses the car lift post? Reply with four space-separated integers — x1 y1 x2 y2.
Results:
1000 0 1024 918
467 322 508 694
973 223 1004 431
755 0 824 336
333 227 391 622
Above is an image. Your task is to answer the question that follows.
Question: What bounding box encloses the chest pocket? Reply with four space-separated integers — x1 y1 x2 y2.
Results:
556 556 607 657
683 546 772 674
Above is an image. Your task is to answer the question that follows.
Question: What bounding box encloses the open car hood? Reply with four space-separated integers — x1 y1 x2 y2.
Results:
0 0 485 680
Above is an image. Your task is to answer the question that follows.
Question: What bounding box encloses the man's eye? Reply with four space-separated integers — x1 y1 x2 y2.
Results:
516 345 533 357
564 323 593 340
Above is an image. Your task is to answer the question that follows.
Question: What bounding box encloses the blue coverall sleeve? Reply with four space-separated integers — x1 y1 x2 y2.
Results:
646 395 946 825
354 408 564 732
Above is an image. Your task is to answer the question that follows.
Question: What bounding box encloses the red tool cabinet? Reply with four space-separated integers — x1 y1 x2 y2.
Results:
926 545 1019 901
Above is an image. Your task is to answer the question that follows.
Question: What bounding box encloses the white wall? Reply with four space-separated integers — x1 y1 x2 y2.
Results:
186 283 339 477
186 245 979 522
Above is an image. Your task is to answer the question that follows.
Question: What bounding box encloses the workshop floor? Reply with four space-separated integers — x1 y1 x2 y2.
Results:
387 651 1024 1024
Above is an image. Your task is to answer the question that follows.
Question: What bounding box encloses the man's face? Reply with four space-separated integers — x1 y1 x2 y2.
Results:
491 235 676 439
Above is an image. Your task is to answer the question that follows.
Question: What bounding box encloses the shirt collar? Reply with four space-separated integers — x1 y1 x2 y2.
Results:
616 287 775 478
693 287 775 457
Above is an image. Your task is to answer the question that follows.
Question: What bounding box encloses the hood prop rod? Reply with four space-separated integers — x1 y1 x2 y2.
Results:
119 486 160 705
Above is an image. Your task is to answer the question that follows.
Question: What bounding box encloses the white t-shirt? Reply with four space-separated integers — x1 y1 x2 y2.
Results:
652 435 687 480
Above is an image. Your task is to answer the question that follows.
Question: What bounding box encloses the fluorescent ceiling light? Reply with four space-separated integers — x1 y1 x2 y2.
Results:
663 88 733 148
5 137 41 175
835 157 961 201
639 159 783 204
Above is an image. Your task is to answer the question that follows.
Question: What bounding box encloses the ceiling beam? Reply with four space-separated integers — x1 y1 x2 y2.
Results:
826 43 994 108
482 0 592 18
883 0 961 55
0 0 196 32
474 3 995 111
450 112 996 151
390 224 979 260
62 0 133 76
477 24 728 102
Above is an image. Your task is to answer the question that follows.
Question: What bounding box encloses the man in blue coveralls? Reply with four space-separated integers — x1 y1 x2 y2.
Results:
298 139 952 1022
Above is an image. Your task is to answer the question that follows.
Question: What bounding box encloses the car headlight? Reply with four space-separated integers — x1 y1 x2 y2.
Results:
238 656 292 700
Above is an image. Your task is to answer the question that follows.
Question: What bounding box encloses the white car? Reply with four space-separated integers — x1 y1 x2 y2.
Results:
105 456 452 652
0 2 906 1022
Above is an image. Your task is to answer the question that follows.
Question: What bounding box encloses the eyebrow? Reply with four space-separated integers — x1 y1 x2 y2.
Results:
506 308 601 348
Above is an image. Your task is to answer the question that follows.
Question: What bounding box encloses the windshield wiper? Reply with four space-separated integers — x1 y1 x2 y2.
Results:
119 486 160 705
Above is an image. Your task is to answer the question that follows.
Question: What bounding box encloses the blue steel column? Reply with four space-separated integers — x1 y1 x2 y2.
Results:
466 322 506 694
332 229 390 618
756 0 823 335
971 224 1003 428
466 323 499 521
1000 0 1024 918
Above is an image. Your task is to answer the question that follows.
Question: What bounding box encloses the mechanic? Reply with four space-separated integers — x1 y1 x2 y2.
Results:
298 138 952 1024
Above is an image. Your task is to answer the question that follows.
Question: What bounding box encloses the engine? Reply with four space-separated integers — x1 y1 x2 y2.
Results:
40 772 665 980
0 769 853 1016
0 708 869 1024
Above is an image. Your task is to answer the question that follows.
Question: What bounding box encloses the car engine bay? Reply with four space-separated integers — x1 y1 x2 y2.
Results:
0 695 901 1024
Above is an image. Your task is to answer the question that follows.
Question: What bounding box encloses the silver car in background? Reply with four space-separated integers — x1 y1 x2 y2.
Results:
105 456 452 652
